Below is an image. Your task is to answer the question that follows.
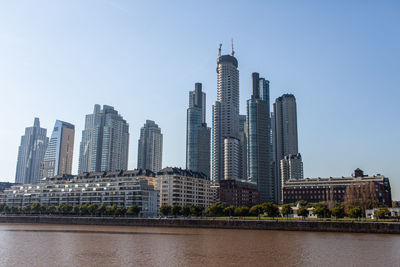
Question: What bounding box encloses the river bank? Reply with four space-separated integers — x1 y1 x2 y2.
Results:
0 215 399 234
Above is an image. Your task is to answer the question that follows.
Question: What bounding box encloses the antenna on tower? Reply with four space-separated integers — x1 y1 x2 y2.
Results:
231 39 235 56
218 43 222 57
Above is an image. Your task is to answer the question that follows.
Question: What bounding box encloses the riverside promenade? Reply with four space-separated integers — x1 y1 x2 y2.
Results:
0 216 399 234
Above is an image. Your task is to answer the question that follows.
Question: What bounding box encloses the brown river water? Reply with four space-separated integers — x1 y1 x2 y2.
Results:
0 223 398 267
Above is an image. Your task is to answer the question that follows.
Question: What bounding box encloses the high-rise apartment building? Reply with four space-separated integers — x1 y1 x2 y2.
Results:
40 120 75 178
246 73 274 202
212 44 240 182
280 153 303 182
15 118 48 184
186 83 211 177
137 120 163 172
78 105 129 173
238 115 247 180
273 94 299 202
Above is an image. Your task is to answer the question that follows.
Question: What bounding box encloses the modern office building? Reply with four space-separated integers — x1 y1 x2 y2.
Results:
156 167 214 208
280 153 303 182
40 120 75 179
15 118 48 184
3 170 158 217
137 120 163 172
212 44 240 182
78 105 129 173
273 94 299 202
238 115 247 180
217 179 260 207
247 73 274 202
186 83 211 177
282 170 392 206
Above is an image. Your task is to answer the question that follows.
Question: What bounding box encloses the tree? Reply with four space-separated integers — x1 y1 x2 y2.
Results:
22 205 31 215
31 202 41 214
46 205 57 215
375 207 390 219
190 205 204 217
159 205 171 216
10 206 20 214
347 205 362 219
127 205 141 217
40 204 48 214
330 204 345 219
0 203 6 213
72 206 80 215
171 205 182 217
223 205 235 216
79 204 90 216
263 203 280 218
206 202 227 217
87 203 99 216
180 205 191 217
115 206 127 216
234 206 249 217
97 204 107 216
297 200 308 207
281 204 293 219
313 203 330 218
249 205 264 216
344 181 378 216
297 206 309 219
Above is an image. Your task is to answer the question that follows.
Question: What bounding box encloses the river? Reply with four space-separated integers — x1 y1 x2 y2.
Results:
0 223 398 266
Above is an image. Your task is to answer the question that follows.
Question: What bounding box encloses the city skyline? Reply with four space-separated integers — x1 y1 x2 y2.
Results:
0 1 399 199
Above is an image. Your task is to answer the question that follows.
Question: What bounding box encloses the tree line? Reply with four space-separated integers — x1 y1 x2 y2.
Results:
0 203 141 217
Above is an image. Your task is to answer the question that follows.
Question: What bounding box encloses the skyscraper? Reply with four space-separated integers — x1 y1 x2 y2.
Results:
137 120 163 172
238 114 247 180
186 83 211 177
273 94 299 202
15 118 48 184
212 44 240 182
40 120 75 178
280 153 303 181
78 104 129 173
246 72 274 202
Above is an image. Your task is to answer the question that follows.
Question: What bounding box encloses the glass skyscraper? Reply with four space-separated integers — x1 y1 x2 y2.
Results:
40 120 75 178
246 72 274 202
15 118 48 184
78 105 129 173
137 120 163 172
186 83 211 177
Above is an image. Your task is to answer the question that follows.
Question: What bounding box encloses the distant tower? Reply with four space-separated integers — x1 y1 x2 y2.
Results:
137 120 163 172
78 105 129 173
212 44 240 182
186 83 211 177
247 73 274 202
273 94 299 202
238 115 247 180
41 120 75 178
280 153 303 182
15 118 48 184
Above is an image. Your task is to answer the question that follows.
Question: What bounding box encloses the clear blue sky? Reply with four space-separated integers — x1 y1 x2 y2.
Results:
0 1 399 199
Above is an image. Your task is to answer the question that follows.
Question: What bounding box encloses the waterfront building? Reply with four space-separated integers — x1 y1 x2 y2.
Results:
3 170 159 217
366 208 400 219
212 44 240 182
282 170 392 206
78 105 129 173
186 83 211 177
15 118 48 184
217 179 260 207
246 73 274 202
137 120 163 172
156 167 214 208
40 120 75 179
280 153 303 182
273 94 299 202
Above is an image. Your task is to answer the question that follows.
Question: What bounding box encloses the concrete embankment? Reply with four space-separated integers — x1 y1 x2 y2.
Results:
0 216 399 234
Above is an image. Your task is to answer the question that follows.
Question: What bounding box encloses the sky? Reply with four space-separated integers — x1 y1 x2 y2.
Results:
0 1 399 199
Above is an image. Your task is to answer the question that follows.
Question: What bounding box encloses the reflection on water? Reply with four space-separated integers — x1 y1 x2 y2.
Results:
0 223 398 267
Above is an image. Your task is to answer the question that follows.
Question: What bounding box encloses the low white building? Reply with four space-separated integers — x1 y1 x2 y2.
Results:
279 204 317 218
365 208 400 219
156 167 214 208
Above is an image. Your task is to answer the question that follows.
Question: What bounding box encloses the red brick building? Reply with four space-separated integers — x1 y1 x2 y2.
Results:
217 179 260 207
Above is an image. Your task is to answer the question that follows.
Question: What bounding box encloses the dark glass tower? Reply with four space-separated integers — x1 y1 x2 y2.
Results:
186 83 211 177
246 73 274 202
